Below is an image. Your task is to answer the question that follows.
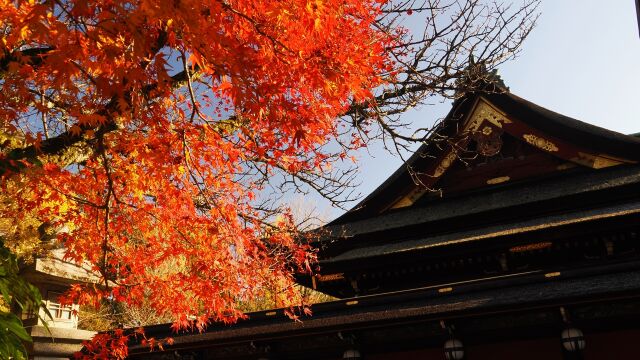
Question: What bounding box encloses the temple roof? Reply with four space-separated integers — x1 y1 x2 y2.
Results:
325 199 640 265
300 88 640 297
128 262 640 358
322 164 640 243
331 91 640 225
21 248 101 285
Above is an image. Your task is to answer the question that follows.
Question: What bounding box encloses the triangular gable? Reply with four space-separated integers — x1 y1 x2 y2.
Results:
332 92 640 223
431 130 569 195
389 97 635 209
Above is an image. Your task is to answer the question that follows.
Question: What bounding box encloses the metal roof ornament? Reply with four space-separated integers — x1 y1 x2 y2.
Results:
455 55 509 97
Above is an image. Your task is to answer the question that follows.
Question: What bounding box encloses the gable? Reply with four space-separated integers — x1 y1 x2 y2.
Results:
387 97 636 210
333 93 640 223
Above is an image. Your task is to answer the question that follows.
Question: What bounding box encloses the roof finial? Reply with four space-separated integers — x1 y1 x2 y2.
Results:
455 56 509 97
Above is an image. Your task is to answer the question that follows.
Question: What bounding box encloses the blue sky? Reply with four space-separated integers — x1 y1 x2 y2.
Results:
310 0 640 221
500 1 639 134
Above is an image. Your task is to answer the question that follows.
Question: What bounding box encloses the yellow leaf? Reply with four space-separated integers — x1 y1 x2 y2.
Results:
59 202 70 213
20 26 30 40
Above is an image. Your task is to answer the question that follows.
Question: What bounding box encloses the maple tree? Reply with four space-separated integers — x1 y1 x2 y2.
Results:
346 0 539 155
0 0 538 357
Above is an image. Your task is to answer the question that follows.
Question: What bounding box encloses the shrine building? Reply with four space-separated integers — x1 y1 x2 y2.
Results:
20 248 98 359
125 81 640 360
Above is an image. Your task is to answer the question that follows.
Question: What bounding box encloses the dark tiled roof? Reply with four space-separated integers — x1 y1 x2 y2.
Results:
324 200 640 264
322 164 640 242
130 262 640 353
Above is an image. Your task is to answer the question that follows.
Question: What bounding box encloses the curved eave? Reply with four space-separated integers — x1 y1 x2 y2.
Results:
329 95 478 225
324 200 640 265
129 264 640 356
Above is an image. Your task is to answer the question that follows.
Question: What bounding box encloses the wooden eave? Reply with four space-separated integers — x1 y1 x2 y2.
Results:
323 200 640 266
128 262 640 358
304 204 640 297
320 164 640 244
